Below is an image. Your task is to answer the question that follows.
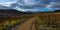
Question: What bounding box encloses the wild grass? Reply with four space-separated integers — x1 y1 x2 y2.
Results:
35 13 60 30
0 18 28 30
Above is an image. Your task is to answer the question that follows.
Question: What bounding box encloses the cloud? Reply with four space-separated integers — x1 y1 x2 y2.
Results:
46 5 52 8
40 0 51 5
0 2 13 7
0 0 17 7
23 0 39 5
17 0 48 9
0 0 60 12
0 0 17 2
23 0 51 5
0 0 51 8
40 0 60 8
51 0 60 2
49 0 60 8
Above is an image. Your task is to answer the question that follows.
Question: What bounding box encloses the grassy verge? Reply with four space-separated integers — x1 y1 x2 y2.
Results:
35 14 60 30
0 18 28 30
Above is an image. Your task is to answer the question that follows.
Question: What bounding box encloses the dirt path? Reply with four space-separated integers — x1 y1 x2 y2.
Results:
31 21 36 30
12 17 36 30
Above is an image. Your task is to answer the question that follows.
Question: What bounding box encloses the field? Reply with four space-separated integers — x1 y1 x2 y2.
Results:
0 14 35 30
35 12 60 30
0 12 60 30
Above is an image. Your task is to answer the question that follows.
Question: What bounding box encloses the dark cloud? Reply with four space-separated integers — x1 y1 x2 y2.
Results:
50 0 60 8
18 5 46 9
15 0 48 9
17 0 51 5
51 0 60 2
51 4 60 8
1 0 60 9
40 0 51 5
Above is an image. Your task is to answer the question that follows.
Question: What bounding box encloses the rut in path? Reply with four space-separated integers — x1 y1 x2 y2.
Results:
12 17 37 30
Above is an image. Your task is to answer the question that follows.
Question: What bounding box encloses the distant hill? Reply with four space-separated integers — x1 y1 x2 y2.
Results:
0 9 23 14
54 10 60 12
0 9 34 14
0 9 33 19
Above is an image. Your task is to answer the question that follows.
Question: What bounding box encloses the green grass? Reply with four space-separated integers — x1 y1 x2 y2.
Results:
35 17 52 30
0 18 28 30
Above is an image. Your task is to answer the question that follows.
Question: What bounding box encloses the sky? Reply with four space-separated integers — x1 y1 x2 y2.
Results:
0 0 60 12
0 0 17 6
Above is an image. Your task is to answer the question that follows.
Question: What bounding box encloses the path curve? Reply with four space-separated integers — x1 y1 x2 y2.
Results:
12 17 36 30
